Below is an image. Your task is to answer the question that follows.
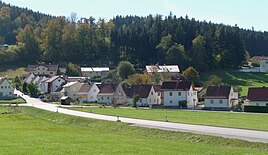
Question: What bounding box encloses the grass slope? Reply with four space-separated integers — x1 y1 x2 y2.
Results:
201 71 268 96
0 98 25 104
0 66 27 79
0 106 267 154
69 107 268 131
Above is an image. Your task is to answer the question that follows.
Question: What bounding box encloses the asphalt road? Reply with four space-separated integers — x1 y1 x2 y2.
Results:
15 90 268 143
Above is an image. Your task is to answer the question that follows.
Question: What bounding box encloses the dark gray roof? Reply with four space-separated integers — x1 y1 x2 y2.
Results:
247 87 268 101
161 81 192 91
126 85 152 98
205 86 231 99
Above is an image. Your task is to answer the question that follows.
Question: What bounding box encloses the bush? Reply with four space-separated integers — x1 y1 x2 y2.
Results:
179 101 187 108
244 106 268 113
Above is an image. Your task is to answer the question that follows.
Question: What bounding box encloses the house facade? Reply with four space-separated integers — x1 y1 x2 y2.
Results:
246 87 268 106
0 78 14 99
161 81 197 108
75 83 100 103
97 84 127 104
43 76 66 94
125 85 162 106
260 59 268 72
204 86 239 110
27 64 58 76
63 81 83 99
81 67 109 78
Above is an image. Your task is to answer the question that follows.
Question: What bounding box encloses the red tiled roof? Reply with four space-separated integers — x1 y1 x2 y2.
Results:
247 87 268 101
161 81 192 91
205 86 231 99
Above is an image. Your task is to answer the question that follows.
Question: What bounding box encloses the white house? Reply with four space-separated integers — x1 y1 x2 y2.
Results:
27 64 59 76
246 87 268 107
161 81 197 108
81 67 109 78
97 84 127 104
75 83 100 103
23 73 35 84
42 76 66 94
0 78 14 99
260 59 268 72
63 81 83 99
204 86 239 110
125 85 161 106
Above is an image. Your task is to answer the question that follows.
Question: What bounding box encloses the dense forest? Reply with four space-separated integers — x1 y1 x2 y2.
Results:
1 1 268 72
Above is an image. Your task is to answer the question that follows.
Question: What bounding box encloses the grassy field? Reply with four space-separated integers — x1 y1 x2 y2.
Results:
0 98 25 104
201 70 268 96
0 66 27 79
68 107 268 131
0 106 267 154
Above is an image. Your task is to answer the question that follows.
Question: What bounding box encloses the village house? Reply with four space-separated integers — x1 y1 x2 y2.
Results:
75 83 100 103
125 85 162 107
0 78 14 99
204 86 239 110
161 81 197 108
81 67 109 78
27 64 59 76
62 81 83 100
40 76 66 94
246 87 268 107
97 84 127 104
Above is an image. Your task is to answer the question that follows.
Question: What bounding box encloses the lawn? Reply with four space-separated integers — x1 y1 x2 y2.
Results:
69 107 268 131
201 70 268 96
0 66 27 79
0 98 25 104
0 106 267 155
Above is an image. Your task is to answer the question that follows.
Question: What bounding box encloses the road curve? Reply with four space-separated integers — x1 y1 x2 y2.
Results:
15 90 268 143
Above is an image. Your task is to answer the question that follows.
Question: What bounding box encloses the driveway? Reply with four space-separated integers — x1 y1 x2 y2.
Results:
15 90 268 143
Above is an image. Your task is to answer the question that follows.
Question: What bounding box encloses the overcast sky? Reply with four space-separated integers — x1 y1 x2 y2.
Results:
3 0 268 31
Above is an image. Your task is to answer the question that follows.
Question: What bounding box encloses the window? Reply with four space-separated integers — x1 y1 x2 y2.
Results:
151 92 153 95
219 100 223 104
38 68 40 70
43 68 45 70
158 92 160 96
8 86 10 89
169 92 173 96
56 85 58 88
154 99 156 102
149 99 151 103
9 92 12 95
51 72 54 74
0 92 2 96
178 92 181 96
58 79 61 82
4 86 7 89
266 103 268 107
210 100 214 104
170 100 173 103
107 97 110 100
101 97 104 100
0 86 3 89
93 89 96 92
139 99 142 103
188 92 190 95
256 103 259 106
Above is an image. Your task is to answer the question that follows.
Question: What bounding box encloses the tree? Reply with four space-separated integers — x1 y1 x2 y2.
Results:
103 70 121 84
26 83 39 97
182 66 199 84
190 35 209 71
65 63 80 76
132 94 139 108
13 76 22 89
117 61 135 80
166 44 187 68
128 73 151 85
204 75 223 87
156 34 174 64
16 24 41 63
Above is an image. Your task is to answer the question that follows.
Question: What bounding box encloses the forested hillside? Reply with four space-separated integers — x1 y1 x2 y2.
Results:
1 2 268 72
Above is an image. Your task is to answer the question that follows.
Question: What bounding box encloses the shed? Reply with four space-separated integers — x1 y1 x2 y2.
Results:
60 96 71 105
